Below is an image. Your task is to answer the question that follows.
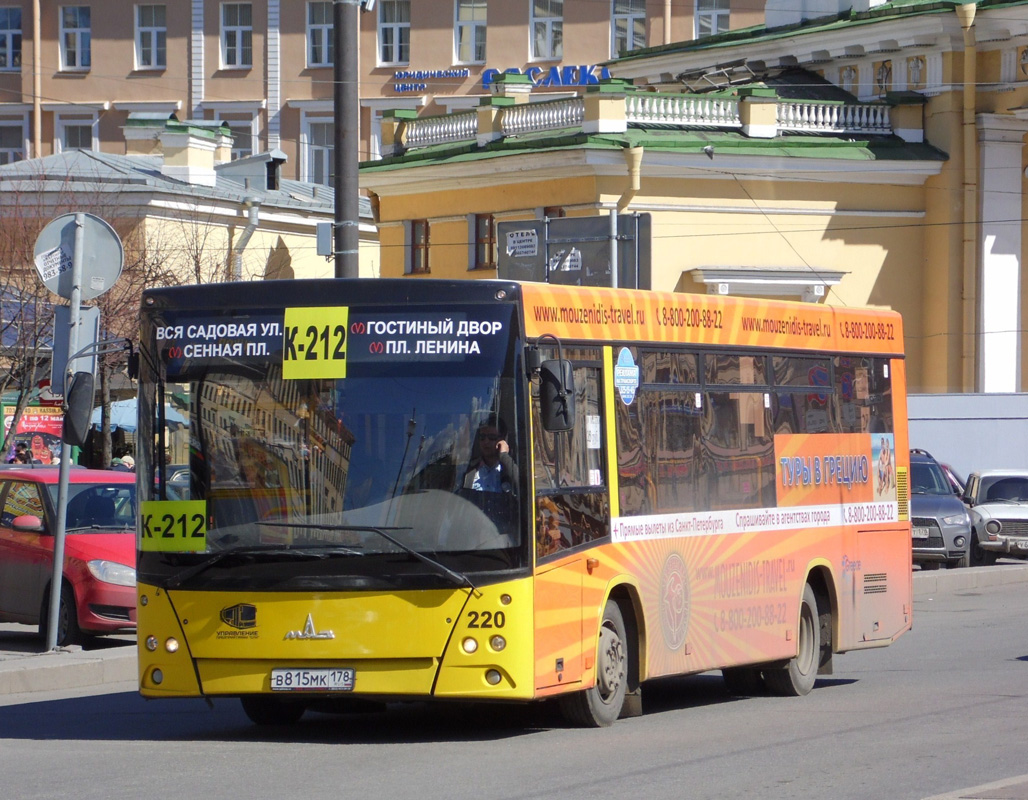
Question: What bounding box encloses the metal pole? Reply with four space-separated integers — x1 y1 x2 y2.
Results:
334 0 361 278
46 213 84 651
609 208 619 289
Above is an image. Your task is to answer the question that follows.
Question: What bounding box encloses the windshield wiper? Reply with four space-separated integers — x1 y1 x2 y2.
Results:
165 543 363 588
280 522 477 591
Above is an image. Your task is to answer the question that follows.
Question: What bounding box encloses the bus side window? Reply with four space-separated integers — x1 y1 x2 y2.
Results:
834 357 893 434
701 391 775 511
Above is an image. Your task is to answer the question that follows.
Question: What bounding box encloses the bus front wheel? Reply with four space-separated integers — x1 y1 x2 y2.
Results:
559 600 628 727
764 583 819 697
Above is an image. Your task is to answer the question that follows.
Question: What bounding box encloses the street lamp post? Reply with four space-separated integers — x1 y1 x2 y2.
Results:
333 0 365 279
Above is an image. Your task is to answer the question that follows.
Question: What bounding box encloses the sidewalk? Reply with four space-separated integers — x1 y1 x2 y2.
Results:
0 625 135 695
3 563 1028 697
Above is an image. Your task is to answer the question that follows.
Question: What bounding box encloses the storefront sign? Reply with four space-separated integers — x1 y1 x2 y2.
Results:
388 64 613 94
482 65 612 91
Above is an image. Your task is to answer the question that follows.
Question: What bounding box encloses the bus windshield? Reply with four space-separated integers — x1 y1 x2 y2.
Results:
139 301 525 589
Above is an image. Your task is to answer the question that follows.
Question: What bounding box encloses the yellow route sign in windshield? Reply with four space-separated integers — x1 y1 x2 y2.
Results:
140 500 208 553
282 306 349 380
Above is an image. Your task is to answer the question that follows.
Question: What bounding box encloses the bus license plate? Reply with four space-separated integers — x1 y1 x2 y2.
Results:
270 668 355 692
912 527 930 540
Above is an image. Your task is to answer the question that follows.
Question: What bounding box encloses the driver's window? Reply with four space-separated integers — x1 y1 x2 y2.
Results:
1 482 45 527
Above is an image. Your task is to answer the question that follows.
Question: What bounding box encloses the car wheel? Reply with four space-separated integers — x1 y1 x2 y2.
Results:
947 551 969 569
969 532 997 567
39 584 84 648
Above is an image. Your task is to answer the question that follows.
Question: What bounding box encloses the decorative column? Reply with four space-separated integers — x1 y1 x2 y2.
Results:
976 114 1026 392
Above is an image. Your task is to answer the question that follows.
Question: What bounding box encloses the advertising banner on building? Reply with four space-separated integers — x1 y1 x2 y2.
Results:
3 405 64 463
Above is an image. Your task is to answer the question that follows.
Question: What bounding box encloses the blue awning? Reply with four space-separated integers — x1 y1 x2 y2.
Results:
91 399 187 432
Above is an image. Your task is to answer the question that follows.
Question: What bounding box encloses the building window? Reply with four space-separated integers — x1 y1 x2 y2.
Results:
408 219 429 274
59 6 90 70
136 5 166 69
0 8 22 71
471 213 495 270
306 120 334 186
455 0 485 64
531 0 562 61
378 0 410 66
695 0 729 38
307 1 333 67
224 119 255 159
221 3 252 68
56 114 96 152
611 0 644 56
0 123 23 163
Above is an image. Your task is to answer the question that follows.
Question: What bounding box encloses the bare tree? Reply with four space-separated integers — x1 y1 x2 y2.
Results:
0 155 276 464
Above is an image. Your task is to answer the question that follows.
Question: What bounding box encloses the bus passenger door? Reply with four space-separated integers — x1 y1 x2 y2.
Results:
530 349 608 691
534 557 584 690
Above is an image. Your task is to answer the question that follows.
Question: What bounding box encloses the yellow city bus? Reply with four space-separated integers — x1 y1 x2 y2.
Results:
136 279 911 726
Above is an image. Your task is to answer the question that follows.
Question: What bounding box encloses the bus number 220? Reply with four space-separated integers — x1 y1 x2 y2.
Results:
466 611 505 629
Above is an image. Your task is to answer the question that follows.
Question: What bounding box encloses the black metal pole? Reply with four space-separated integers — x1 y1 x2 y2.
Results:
334 0 360 278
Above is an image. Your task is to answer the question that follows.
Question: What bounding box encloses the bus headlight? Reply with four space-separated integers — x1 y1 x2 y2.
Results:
462 637 478 654
489 635 506 652
485 669 502 685
145 635 158 652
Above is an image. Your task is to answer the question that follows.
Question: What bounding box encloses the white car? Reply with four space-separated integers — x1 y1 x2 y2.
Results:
962 470 1028 566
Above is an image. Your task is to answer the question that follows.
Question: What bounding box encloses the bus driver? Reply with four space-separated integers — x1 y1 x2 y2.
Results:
463 414 517 496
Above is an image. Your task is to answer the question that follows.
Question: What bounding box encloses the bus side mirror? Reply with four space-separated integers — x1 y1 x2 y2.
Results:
539 359 575 432
63 371 95 447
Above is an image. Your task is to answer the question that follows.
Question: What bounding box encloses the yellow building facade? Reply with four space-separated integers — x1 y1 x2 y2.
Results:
361 1 1028 396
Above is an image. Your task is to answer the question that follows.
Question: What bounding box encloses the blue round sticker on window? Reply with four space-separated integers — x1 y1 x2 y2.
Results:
614 347 640 405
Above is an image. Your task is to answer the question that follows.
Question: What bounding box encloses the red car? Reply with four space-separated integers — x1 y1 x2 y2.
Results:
0 467 136 646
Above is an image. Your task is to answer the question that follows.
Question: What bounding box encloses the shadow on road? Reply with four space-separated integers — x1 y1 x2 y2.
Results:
0 672 780 744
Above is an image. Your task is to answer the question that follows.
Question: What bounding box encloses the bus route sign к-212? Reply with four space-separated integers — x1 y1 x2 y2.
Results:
282 306 349 380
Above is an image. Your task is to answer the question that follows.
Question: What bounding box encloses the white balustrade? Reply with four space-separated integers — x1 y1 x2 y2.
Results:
626 94 740 128
501 98 586 136
393 95 895 154
778 102 892 134
403 111 478 149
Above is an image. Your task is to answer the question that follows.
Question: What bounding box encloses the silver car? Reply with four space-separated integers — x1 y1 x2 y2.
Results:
962 470 1028 566
910 450 971 569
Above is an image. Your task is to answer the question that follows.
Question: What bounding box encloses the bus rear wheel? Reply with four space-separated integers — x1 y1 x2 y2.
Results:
240 695 306 726
764 583 819 697
559 600 628 727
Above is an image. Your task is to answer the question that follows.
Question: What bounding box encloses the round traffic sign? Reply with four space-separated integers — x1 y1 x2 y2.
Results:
33 213 124 301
